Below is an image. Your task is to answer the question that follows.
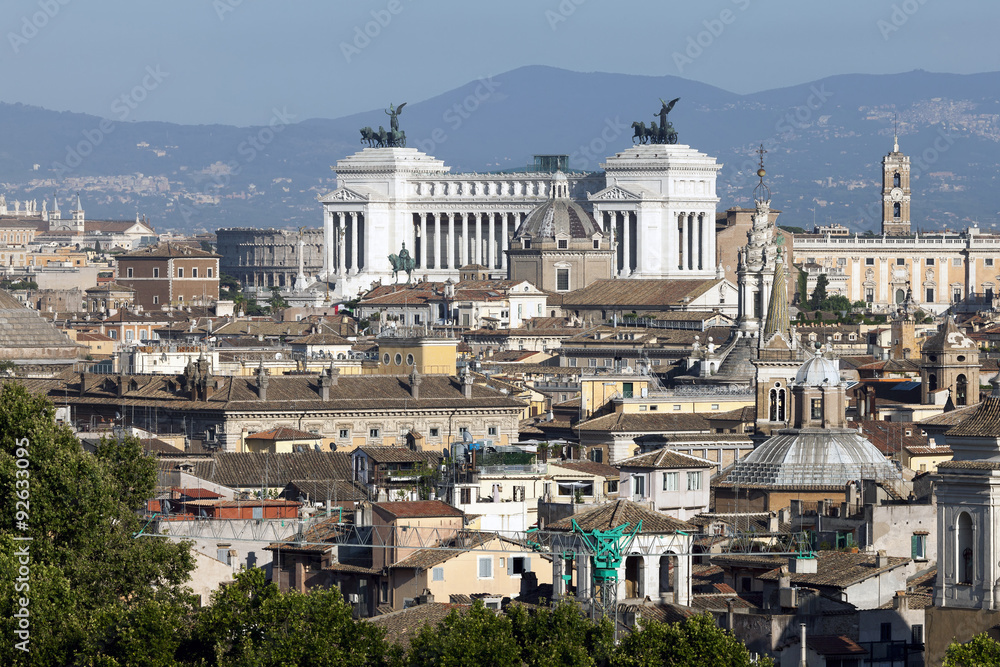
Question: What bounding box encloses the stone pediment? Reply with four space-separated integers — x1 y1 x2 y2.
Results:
319 186 375 204
588 185 645 202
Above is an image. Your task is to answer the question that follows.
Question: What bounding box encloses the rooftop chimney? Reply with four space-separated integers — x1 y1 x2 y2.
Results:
892 590 908 611
256 362 269 401
462 368 474 399
876 550 889 568
409 369 422 400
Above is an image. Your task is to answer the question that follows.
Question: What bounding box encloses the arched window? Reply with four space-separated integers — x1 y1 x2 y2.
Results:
893 202 901 218
895 289 905 304
957 374 968 406
928 373 937 393
768 387 787 422
893 172 901 188
958 511 974 584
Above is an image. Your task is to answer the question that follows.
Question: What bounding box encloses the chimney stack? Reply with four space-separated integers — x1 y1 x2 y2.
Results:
876 550 889 568
462 368 474 399
256 362 269 401
409 369 422 400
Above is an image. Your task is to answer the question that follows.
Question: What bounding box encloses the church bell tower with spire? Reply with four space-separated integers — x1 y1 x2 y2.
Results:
881 120 911 236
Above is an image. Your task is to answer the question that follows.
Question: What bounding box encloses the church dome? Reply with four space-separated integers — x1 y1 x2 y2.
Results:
513 172 601 241
794 350 842 386
722 429 900 487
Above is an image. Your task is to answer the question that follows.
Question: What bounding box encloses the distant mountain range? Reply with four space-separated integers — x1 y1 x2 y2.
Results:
1 66 998 234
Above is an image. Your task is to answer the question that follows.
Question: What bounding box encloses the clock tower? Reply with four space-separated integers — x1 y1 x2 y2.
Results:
881 131 911 236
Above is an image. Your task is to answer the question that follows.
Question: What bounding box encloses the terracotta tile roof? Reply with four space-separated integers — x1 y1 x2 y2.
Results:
938 459 1000 470
172 487 224 499
547 499 694 533
246 426 320 441
155 452 352 488
806 636 867 656
48 372 527 413
904 444 953 456
390 531 502 571
689 593 759 612
617 447 715 470
368 602 469 648
709 406 755 422
283 479 367 503
946 396 1000 437
266 515 347 553
918 402 981 429
289 333 352 346
373 500 464 519
576 412 711 433
561 279 722 308
551 460 620 478
717 551 910 589
357 447 430 464
852 420 927 456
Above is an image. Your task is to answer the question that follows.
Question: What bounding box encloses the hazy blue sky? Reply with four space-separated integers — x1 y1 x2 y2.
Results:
1 0 995 126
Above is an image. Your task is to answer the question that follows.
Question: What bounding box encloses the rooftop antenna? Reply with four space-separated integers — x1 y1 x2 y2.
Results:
893 113 899 153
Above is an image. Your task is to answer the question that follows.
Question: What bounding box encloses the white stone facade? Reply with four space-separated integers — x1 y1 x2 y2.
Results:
320 144 722 297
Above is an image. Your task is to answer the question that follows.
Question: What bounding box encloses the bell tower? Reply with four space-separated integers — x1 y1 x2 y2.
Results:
881 125 911 236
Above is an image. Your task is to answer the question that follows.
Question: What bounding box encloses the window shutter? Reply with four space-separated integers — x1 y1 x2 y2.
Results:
507 557 513 576
525 557 531 573
911 534 920 559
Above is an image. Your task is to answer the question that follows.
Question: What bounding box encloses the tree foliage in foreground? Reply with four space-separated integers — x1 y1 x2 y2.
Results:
944 632 1000 667
611 613 773 667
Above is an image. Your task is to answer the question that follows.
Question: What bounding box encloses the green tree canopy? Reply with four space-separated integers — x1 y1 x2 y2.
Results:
611 614 773 667
188 567 391 667
0 383 195 666
944 632 1000 667
809 274 829 311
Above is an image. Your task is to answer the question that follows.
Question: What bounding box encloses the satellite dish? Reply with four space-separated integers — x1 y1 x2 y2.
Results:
463 430 474 443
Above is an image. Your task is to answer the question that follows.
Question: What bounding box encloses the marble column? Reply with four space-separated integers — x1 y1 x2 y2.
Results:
475 212 483 265
446 213 455 269
432 213 440 270
461 213 469 268
488 213 496 269
500 213 508 273
621 211 632 278
680 214 688 271
323 210 333 277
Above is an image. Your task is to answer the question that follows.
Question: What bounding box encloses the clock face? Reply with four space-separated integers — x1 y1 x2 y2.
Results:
890 187 903 202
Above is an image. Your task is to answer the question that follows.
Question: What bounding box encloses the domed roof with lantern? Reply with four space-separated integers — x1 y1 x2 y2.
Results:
794 347 843 386
513 172 603 242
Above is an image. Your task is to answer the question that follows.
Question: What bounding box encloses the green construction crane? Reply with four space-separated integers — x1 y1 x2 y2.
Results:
571 518 642 627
